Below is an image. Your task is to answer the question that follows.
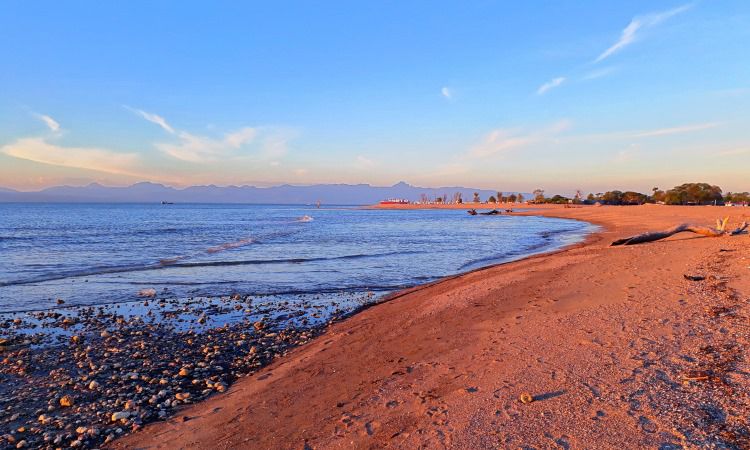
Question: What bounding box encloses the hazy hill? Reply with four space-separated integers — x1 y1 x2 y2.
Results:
0 181 528 205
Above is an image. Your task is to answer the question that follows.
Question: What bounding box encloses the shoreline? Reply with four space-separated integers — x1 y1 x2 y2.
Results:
0 210 593 449
104 205 749 447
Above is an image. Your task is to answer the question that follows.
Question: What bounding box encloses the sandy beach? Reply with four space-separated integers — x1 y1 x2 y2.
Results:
113 204 750 449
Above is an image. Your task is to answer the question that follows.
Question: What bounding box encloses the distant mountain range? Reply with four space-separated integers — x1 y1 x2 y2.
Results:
0 182 529 205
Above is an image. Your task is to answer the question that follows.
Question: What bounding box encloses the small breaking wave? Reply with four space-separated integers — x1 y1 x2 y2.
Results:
0 250 425 287
206 237 255 254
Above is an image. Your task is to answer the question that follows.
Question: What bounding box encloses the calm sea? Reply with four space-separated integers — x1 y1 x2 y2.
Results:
0 203 594 313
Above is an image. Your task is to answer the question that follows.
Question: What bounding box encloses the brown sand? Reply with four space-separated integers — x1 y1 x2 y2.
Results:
114 204 750 449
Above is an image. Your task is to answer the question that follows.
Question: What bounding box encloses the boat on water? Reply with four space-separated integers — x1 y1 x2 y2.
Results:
161 201 174 205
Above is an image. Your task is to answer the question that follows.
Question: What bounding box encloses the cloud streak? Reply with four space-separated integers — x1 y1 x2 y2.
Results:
595 4 692 63
1 137 141 176
156 129 259 163
629 122 719 138
537 77 565 95
125 106 175 134
124 107 287 164
35 114 61 132
441 87 452 99
469 120 572 159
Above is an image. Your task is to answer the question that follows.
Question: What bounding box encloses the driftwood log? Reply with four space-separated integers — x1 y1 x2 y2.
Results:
611 220 748 246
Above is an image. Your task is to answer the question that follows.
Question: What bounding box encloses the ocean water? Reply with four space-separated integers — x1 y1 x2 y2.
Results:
0 203 594 313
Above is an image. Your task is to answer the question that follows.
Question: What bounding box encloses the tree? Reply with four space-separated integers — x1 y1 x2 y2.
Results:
665 183 723 205
601 190 623 205
517 193 525 203
497 192 503 204
586 193 595 202
508 193 517 203
621 191 648 205
532 189 545 203
488 195 497 203
547 195 570 204
726 192 749 203
473 192 481 203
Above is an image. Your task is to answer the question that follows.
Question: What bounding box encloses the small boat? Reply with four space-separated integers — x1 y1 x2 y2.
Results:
161 201 174 205
467 209 477 215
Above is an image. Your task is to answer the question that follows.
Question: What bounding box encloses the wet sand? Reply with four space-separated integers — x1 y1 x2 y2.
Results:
113 204 750 449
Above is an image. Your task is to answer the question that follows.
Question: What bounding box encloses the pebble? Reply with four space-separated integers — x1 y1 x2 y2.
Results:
111 411 130 422
0 291 358 449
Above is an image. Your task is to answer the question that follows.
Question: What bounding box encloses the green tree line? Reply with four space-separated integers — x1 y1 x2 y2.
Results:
532 183 748 206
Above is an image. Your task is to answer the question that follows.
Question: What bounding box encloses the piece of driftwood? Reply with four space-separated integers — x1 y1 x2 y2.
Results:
683 274 706 281
611 220 748 246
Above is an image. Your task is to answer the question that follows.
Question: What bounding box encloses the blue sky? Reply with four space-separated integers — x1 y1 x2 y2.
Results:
1 1 748 194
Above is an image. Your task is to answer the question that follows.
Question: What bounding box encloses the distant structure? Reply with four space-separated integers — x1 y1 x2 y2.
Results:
379 198 410 205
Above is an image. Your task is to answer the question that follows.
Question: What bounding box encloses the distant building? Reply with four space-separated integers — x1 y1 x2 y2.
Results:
379 199 410 205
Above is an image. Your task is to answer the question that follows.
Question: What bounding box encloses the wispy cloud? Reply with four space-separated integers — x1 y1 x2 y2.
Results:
34 114 60 132
125 107 289 164
441 87 452 99
156 129 259 163
630 122 718 138
356 155 377 168
469 119 572 159
1 137 141 176
595 4 692 63
224 127 258 148
537 77 565 95
582 67 616 80
559 121 720 145
124 106 175 134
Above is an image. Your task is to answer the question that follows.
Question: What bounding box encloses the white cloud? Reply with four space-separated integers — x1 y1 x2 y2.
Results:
441 87 452 99
537 77 565 95
356 155 377 168
582 67 616 80
124 106 175 134
630 122 718 138
469 119 572 159
224 127 257 148
1 137 141 176
156 128 263 163
595 4 692 63
35 114 61 132
125 107 288 163
469 130 536 158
